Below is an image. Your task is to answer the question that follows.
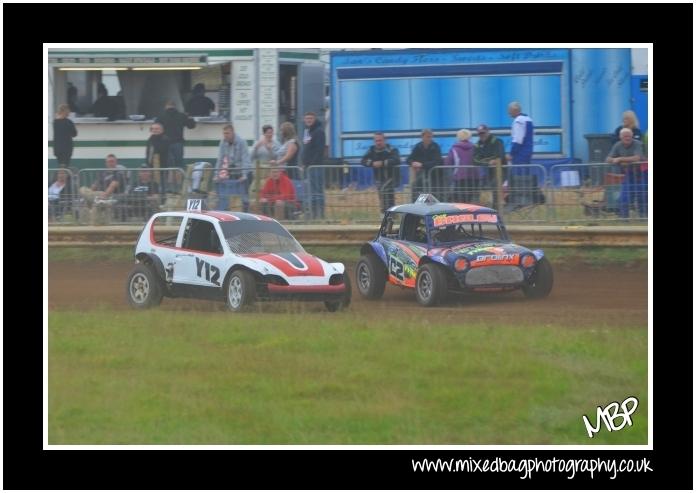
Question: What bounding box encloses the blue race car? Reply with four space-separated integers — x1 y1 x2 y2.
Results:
355 194 553 306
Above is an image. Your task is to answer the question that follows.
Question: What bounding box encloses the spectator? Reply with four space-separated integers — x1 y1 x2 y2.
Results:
129 164 162 218
361 132 401 213
185 83 216 117
473 123 507 208
215 124 251 211
145 122 169 187
301 111 326 219
53 104 77 166
446 129 481 204
259 168 297 220
92 83 116 120
113 90 127 120
48 169 72 221
606 128 646 218
612 110 642 144
155 100 196 191
67 83 80 114
506 101 534 167
269 122 300 171
251 124 281 163
78 154 127 224
407 129 443 201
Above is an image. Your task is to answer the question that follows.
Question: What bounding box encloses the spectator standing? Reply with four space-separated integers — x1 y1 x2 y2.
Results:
92 83 116 120
270 122 300 170
260 168 297 220
145 122 170 187
301 111 326 219
156 100 196 192
251 124 281 163
215 124 252 211
67 83 81 114
606 128 646 218
446 129 481 204
53 104 77 166
250 124 282 197
361 132 401 213
473 123 507 209
185 83 216 117
612 110 642 144
407 129 443 201
506 101 534 167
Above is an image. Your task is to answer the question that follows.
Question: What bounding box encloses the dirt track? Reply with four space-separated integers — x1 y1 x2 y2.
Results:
48 260 648 327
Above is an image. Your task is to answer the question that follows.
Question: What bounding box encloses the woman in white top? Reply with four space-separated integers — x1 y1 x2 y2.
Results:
251 124 281 163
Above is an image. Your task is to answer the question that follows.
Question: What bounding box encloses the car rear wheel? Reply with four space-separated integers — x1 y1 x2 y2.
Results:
126 264 163 309
355 254 387 300
522 257 554 299
225 269 256 312
325 272 352 312
415 263 448 307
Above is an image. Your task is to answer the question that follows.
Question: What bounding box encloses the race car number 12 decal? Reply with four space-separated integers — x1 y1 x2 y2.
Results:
195 257 220 286
389 256 404 281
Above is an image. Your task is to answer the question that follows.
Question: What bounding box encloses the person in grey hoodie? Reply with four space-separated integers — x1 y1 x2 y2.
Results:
215 124 252 211
445 129 483 204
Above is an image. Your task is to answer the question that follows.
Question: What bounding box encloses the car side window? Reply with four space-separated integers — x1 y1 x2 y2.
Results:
380 212 403 239
181 218 222 254
151 216 183 246
401 214 427 243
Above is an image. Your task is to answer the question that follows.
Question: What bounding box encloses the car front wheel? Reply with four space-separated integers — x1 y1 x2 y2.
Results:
355 254 387 300
126 264 163 309
225 269 256 312
325 272 352 312
415 263 448 307
522 257 554 299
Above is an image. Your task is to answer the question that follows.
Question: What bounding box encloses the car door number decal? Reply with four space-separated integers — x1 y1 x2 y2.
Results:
195 257 221 286
389 256 404 281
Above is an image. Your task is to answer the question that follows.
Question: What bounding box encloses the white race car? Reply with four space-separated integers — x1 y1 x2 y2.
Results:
126 200 351 312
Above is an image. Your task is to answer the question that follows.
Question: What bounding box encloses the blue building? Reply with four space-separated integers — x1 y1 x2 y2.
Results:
329 48 648 164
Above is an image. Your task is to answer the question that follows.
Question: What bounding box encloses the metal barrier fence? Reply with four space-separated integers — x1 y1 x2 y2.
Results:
305 164 412 222
75 167 185 225
547 162 648 222
426 164 550 221
205 164 304 220
49 159 648 225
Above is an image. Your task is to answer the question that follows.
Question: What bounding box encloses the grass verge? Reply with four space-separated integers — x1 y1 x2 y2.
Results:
49 311 647 445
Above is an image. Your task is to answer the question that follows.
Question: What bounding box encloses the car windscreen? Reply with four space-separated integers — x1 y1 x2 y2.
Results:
220 220 305 254
428 213 503 245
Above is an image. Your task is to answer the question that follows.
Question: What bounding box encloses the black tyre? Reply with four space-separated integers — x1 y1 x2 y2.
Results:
522 257 554 299
355 254 387 300
325 271 352 312
126 264 163 309
415 263 448 307
225 269 257 312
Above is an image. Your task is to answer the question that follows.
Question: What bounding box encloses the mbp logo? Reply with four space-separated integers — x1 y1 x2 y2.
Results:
582 396 639 438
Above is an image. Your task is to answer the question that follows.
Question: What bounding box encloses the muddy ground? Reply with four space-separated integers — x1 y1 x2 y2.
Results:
48 260 648 328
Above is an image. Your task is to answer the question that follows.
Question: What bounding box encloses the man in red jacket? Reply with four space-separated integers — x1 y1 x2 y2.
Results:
259 168 297 219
